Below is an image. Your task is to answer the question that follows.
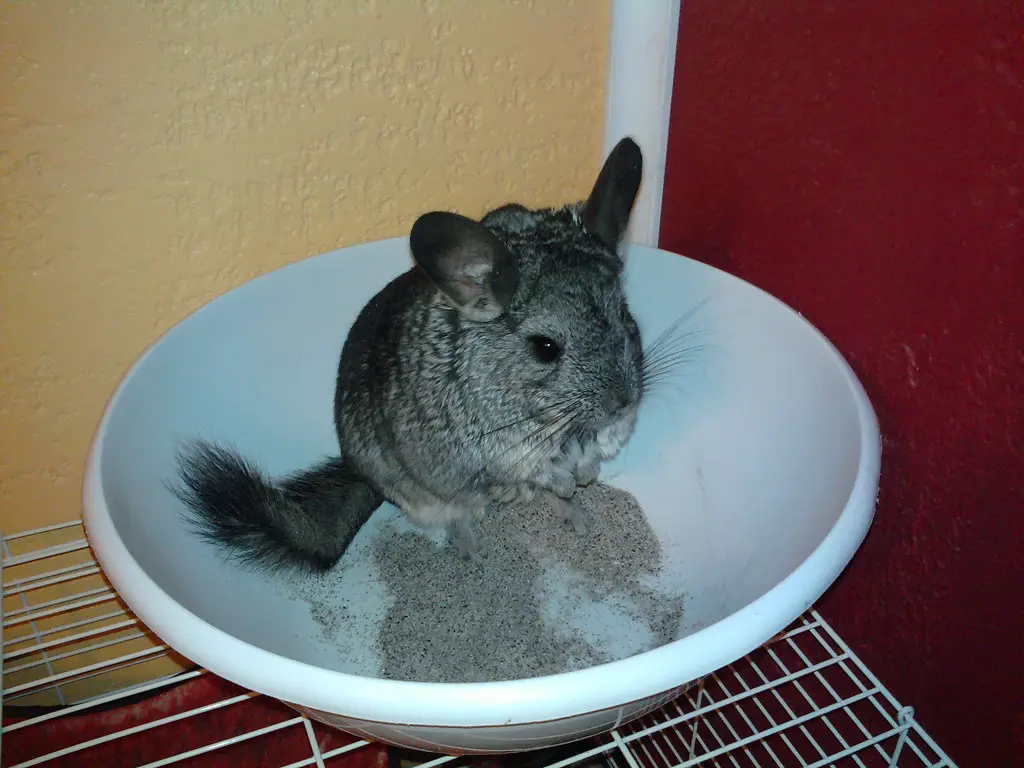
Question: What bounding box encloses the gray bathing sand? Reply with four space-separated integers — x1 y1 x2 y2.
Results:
287 483 686 683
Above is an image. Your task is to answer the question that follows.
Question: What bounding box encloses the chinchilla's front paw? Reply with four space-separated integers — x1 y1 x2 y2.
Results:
575 459 600 487
547 468 577 499
447 516 487 564
550 493 592 535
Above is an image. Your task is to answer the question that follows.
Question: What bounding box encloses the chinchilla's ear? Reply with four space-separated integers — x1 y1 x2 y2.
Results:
410 211 519 322
581 137 643 251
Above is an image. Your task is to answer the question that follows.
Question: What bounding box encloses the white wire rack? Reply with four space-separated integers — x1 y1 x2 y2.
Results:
1 521 960 768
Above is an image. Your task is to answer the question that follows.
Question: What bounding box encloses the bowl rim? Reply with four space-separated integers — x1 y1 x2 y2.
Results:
82 239 881 728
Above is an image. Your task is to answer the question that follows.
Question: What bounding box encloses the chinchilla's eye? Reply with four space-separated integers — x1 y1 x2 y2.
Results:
527 335 562 364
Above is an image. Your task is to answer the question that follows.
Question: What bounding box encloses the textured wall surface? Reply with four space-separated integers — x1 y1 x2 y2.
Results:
0 0 609 534
661 2 1022 765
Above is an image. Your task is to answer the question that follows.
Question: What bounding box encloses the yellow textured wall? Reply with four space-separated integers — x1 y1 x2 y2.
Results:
0 0 610 535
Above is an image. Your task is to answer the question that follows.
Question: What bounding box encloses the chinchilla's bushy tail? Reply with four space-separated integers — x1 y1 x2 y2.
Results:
172 440 383 572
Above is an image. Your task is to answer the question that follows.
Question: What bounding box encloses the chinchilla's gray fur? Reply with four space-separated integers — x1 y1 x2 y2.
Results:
174 137 646 571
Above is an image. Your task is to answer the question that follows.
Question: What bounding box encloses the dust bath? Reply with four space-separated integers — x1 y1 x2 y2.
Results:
285 483 686 683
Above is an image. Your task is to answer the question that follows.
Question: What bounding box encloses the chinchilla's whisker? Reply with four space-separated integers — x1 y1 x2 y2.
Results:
491 403 584 478
436 403 577 518
437 404 581 515
637 297 715 395
644 330 710 361
641 326 710 367
642 342 712 376
511 409 585 474
469 398 579 440
642 323 704 355
643 342 711 371
636 296 712 358
508 403 597 493
641 348 712 397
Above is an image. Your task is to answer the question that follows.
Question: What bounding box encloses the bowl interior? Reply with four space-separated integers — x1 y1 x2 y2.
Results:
91 239 871 703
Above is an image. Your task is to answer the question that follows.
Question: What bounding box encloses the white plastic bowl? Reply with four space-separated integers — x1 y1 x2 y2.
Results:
83 239 880 755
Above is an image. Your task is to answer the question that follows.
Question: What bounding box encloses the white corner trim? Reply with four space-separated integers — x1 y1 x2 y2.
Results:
604 0 682 247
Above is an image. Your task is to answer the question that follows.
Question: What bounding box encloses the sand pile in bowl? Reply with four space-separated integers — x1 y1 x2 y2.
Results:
284 483 686 683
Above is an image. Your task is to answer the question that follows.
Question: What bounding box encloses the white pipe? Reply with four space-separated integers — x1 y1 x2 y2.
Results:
604 0 682 247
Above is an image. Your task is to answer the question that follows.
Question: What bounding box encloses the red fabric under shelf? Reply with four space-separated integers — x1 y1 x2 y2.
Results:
2 674 389 768
2 673 611 767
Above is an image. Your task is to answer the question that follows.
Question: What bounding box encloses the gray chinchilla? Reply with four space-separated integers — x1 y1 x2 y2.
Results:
174 137 646 571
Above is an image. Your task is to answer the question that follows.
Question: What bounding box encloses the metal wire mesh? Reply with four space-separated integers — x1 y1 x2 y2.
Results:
1 521 959 768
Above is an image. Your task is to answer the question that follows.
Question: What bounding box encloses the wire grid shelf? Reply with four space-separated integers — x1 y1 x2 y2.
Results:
1 521 959 768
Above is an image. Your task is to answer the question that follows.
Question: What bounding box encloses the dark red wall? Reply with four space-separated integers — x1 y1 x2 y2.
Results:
659 3 1023 765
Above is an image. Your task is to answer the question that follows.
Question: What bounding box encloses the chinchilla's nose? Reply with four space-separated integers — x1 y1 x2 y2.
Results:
603 391 628 413
603 382 636 415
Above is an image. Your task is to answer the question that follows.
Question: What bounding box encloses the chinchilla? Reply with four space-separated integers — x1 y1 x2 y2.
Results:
174 136 646 571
